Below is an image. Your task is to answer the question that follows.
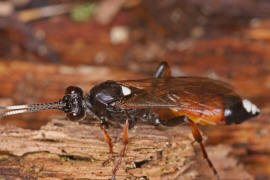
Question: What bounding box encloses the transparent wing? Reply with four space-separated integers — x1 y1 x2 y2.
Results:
118 77 238 112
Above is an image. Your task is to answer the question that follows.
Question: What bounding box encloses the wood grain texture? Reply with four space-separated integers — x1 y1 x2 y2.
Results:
0 119 253 180
0 119 194 179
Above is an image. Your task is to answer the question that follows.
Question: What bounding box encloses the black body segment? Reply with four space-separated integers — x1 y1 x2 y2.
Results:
223 95 260 124
62 86 85 121
84 80 129 118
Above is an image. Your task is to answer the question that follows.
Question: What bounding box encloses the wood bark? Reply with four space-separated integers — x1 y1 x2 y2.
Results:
0 119 253 180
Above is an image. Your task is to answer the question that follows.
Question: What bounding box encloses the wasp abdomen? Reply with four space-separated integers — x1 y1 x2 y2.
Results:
223 96 260 125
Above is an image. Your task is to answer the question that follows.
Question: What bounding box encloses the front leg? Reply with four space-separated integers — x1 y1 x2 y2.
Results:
99 116 114 166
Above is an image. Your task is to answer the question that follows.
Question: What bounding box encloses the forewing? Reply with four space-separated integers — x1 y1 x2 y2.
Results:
118 77 237 111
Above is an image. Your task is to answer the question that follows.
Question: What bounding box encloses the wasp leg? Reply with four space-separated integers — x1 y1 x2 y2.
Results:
188 119 220 180
160 116 186 126
154 61 171 78
154 116 186 131
112 118 129 180
101 123 114 166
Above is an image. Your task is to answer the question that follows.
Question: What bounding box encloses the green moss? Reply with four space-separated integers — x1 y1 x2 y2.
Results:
70 3 97 22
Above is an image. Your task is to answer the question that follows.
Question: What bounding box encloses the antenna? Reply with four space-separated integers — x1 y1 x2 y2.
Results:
0 86 86 121
0 101 65 118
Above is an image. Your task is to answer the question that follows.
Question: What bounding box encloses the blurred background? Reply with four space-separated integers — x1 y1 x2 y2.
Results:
0 0 269 179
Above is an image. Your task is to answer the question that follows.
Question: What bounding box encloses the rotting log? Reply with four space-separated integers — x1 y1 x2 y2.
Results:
0 119 254 180
0 119 195 179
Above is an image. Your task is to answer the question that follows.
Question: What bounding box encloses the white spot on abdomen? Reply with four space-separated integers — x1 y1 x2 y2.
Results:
242 99 260 115
121 86 131 96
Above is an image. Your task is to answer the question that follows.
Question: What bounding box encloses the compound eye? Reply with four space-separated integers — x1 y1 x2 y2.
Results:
65 86 83 97
67 108 85 121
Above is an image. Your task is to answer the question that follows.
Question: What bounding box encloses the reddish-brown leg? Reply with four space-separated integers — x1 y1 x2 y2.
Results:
101 124 114 166
154 61 171 79
189 119 220 180
111 118 129 180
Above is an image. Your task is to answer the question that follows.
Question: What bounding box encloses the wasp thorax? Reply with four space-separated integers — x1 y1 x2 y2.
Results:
84 81 129 116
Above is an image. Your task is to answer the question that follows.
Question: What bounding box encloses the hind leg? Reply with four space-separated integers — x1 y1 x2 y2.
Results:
188 119 220 180
154 61 171 78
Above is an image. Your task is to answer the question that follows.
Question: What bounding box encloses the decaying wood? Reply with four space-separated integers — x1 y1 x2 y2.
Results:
0 118 194 179
0 119 253 180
